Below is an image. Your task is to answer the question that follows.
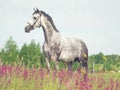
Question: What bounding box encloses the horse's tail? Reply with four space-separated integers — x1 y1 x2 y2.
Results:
81 42 88 81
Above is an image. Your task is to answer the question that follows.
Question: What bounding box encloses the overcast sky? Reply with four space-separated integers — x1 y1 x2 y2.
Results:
0 0 120 55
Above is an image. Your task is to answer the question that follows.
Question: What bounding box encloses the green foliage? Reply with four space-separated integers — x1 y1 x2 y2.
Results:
89 52 120 72
19 40 41 68
0 37 44 68
72 62 81 71
0 36 19 65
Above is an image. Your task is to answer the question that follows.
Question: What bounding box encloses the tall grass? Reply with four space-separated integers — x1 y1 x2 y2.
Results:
0 64 120 90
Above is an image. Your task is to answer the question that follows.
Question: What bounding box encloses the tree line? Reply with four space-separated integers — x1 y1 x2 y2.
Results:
0 37 120 72
0 37 45 68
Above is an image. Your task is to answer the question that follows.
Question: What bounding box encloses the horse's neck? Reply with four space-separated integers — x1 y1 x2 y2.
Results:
42 20 59 44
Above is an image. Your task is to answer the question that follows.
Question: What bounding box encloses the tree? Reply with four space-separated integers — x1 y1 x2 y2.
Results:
0 36 19 64
94 52 104 64
19 40 41 68
88 55 96 72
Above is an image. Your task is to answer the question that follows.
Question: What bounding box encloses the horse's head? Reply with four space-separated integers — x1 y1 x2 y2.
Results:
25 8 42 33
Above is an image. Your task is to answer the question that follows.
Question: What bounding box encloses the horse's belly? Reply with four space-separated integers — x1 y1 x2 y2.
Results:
59 48 80 61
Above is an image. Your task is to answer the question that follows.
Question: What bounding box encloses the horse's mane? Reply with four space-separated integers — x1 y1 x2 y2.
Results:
41 11 59 32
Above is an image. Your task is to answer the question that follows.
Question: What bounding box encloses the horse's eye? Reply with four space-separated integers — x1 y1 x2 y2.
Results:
33 17 37 20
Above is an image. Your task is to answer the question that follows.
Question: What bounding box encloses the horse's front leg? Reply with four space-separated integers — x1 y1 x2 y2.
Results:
45 57 50 71
52 56 59 71
54 61 59 71
43 43 51 72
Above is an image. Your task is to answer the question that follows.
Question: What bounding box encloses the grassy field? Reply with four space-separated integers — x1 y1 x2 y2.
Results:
0 64 120 90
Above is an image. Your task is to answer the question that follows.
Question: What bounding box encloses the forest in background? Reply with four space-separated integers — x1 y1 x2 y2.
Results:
0 37 120 72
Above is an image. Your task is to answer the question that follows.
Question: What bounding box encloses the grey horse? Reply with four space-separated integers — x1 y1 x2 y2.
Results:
25 8 88 80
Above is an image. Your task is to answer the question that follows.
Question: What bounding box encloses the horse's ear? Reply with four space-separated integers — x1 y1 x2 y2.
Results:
33 8 41 15
36 8 39 11
33 8 39 12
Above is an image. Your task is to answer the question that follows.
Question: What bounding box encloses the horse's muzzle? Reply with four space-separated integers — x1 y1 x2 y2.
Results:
25 26 32 33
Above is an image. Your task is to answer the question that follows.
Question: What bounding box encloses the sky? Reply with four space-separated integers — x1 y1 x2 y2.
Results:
0 0 120 55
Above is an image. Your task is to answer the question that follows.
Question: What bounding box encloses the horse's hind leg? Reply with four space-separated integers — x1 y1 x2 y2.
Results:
74 57 81 71
82 58 88 81
67 61 73 75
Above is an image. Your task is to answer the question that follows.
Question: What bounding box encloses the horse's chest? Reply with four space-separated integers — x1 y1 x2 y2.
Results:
43 42 61 56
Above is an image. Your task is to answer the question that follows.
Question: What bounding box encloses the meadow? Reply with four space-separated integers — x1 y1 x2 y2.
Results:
0 37 120 90
0 64 120 90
